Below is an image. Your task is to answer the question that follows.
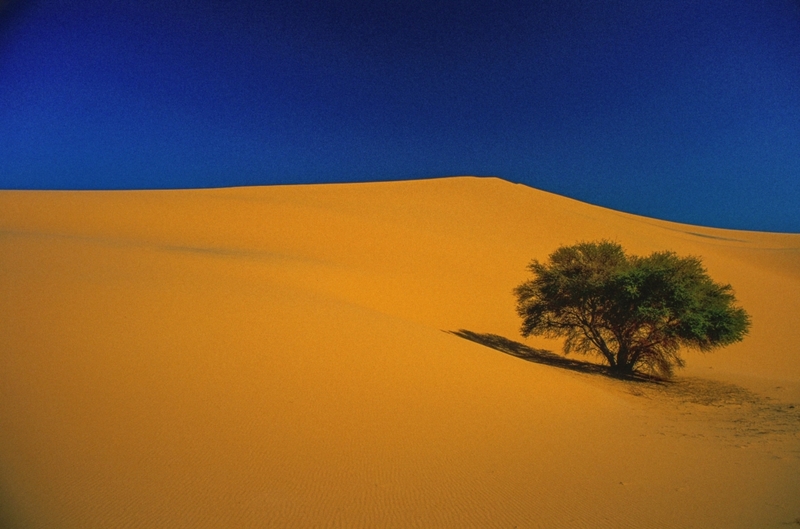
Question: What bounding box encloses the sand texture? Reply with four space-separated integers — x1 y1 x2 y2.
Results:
1 177 798 528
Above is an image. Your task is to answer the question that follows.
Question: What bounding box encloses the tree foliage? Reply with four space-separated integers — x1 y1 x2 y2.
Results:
514 241 750 377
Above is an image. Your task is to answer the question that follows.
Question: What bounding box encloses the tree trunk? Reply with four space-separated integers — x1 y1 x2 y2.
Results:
594 338 617 368
610 352 636 375
616 344 630 369
612 362 635 375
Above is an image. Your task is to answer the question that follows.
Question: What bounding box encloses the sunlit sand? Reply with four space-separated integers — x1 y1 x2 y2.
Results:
1 177 798 528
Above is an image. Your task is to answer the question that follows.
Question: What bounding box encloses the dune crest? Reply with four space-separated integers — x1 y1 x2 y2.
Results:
1 177 798 528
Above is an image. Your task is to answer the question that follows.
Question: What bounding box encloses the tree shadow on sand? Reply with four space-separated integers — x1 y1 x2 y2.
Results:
449 330 665 384
450 331 800 441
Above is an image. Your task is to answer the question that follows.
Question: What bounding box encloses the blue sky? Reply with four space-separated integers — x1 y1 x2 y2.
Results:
1 0 799 232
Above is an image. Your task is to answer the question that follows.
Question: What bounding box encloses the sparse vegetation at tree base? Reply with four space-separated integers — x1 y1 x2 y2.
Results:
514 241 751 377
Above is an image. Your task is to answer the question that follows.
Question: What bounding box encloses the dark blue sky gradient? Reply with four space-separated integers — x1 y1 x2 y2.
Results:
1 0 799 231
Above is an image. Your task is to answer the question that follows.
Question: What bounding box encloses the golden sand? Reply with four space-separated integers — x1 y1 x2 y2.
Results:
1 177 798 528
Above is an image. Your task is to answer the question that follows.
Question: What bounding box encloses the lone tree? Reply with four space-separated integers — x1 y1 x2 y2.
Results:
514 241 750 377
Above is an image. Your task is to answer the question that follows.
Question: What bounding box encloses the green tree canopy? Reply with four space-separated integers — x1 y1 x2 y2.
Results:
514 241 750 377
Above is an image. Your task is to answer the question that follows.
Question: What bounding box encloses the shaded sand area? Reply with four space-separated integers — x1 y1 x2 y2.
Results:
1 177 799 528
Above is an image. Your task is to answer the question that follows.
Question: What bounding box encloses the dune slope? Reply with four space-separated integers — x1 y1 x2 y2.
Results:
1 177 798 528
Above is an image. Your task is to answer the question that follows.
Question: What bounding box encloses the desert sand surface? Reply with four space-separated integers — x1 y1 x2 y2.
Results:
1 176 798 528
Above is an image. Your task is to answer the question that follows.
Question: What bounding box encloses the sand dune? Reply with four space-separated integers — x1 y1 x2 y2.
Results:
1 177 798 528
